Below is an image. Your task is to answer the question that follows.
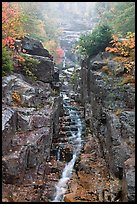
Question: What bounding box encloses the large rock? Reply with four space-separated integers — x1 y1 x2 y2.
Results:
31 55 54 83
2 71 63 185
21 36 52 59
16 109 51 132
2 96 62 184
78 53 135 192
2 126 51 184
2 106 17 155
2 74 53 107
2 74 36 107
2 146 28 184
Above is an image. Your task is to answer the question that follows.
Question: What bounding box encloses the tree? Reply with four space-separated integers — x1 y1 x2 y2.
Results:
75 24 112 58
92 2 135 36
2 2 25 47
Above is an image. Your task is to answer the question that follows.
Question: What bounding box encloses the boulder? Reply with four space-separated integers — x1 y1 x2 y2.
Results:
2 146 28 184
2 74 36 107
2 126 51 184
21 36 53 59
2 74 53 107
29 55 54 83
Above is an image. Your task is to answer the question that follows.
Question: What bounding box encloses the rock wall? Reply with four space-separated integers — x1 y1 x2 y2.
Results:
79 52 135 201
2 37 63 190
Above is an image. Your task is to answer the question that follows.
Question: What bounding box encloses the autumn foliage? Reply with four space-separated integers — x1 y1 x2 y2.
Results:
55 47 64 64
105 32 135 57
44 40 64 64
105 32 135 85
2 2 27 75
2 2 25 48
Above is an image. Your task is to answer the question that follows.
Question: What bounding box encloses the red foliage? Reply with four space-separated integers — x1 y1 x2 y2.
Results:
56 47 64 58
55 47 64 64
2 2 25 47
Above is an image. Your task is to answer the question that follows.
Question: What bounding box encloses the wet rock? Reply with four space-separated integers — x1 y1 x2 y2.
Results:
21 36 52 59
66 131 72 137
63 116 71 122
2 36 64 201
2 74 36 107
17 112 31 132
2 73 60 110
123 85 135 109
2 85 62 186
3 126 52 184
61 126 70 131
122 157 135 202
50 167 60 173
2 106 17 155
53 70 59 82
78 53 135 187
29 114 51 129
27 55 54 83
2 146 28 184
111 145 130 177
91 61 107 70
84 141 95 154
106 113 122 146
64 151 73 163
52 96 63 138
120 111 135 142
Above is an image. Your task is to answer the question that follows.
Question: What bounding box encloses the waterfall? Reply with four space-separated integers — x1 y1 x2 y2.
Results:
63 52 66 68
52 93 82 202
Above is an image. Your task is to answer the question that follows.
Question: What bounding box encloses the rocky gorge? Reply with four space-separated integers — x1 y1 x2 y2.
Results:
2 18 135 203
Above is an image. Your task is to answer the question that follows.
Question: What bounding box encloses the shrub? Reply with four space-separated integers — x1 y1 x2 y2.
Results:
2 46 13 76
105 32 135 58
106 32 135 75
17 55 40 80
75 24 112 58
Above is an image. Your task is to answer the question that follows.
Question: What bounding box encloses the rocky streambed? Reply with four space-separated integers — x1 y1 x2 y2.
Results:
2 18 135 202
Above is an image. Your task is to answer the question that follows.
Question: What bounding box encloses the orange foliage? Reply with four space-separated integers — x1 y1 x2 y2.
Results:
106 33 135 57
12 91 22 105
106 33 135 77
2 2 25 47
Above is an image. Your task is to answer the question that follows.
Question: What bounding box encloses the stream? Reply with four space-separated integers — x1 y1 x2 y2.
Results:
52 91 83 202
51 17 87 201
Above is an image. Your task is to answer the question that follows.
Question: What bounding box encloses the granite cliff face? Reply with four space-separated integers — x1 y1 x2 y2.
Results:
2 37 63 202
67 52 135 202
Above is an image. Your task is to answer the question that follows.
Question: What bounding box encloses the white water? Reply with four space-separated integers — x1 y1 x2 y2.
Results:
63 52 66 68
57 148 61 161
52 94 82 202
